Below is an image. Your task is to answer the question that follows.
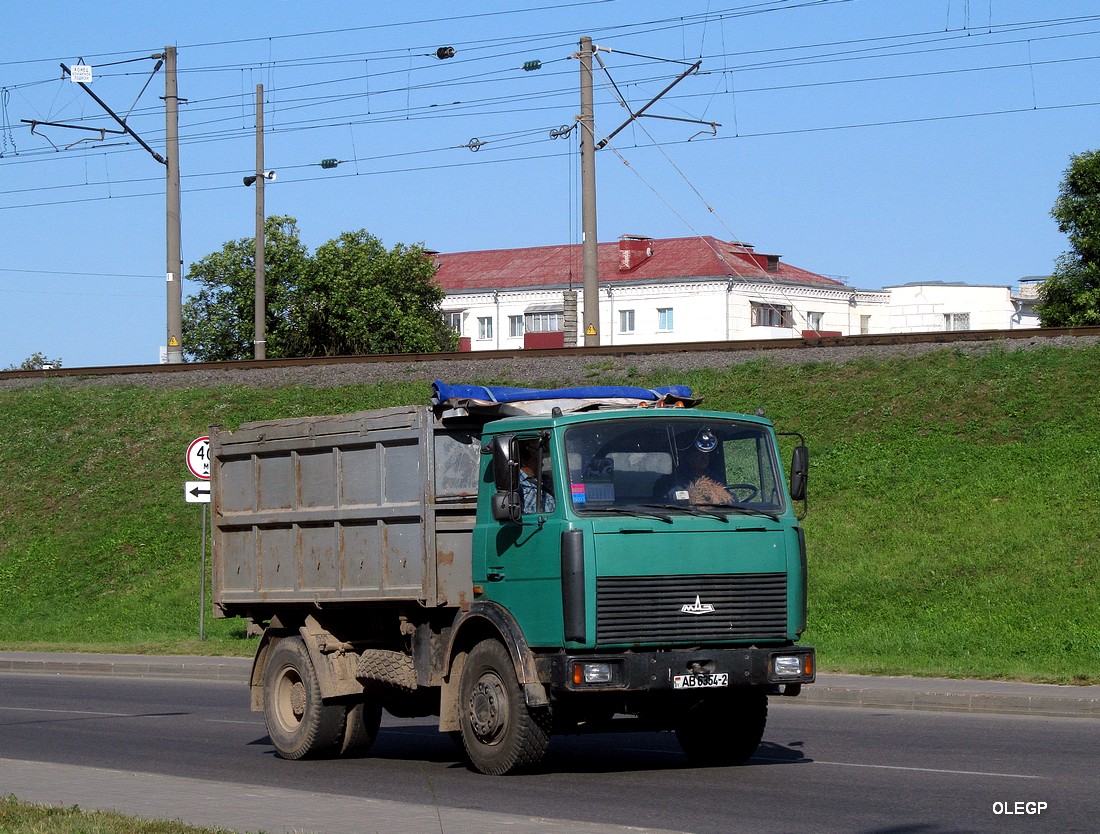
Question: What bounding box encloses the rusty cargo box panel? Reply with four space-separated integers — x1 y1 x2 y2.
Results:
211 405 478 614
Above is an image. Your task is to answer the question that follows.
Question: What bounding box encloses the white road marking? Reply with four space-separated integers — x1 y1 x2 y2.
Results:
755 755 1044 779
0 706 131 717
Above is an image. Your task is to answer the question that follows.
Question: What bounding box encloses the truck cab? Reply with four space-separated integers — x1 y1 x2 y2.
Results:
455 401 813 772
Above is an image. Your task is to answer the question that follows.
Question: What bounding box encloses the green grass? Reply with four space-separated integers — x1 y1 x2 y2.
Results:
0 797 250 834
2 346 1098 682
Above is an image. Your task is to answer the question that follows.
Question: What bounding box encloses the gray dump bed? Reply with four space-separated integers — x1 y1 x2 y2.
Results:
211 405 480 617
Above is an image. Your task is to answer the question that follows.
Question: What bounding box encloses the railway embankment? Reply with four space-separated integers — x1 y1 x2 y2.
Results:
1 331 1097 684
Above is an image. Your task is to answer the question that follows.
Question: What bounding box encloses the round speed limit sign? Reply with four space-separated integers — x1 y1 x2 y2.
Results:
187 436 211 480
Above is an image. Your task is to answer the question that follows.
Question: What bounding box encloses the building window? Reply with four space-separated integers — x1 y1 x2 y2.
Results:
619 309 635 334
445 311 462 334
860 315 871 335
806 311 824 331
944 312 970 332
509 315 524 338
525 311 562 333
478 316 493 340
750 302 793 328
658 307 674 332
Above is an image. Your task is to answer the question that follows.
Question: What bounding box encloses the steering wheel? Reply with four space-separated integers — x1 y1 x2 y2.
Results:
726 483 759 502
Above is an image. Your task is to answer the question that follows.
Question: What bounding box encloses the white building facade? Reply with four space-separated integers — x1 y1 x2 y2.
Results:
434 235 1041 351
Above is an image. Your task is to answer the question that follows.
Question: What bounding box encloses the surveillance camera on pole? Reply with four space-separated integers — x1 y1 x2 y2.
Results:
243 171 275 187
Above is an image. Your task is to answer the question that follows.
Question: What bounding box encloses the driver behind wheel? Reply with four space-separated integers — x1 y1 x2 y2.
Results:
658 444 733 505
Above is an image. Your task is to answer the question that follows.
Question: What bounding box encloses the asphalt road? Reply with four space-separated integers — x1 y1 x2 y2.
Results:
1 672 1097 833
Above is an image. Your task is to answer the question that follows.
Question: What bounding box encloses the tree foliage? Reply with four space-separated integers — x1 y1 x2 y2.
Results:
182 217 455 361
183 216 309 361
286 230 455 357
1038 150 1100 327
4 352 62 371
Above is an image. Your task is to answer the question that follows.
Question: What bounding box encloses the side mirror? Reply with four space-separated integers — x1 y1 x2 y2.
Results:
789 445 808 502
491 434 516 491
489 435 522 523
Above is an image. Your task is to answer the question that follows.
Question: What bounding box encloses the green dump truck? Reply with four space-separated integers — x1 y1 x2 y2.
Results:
211 382 814 775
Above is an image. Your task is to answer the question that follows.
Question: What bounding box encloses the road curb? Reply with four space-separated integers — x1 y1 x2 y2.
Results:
793 673 1100 719
0 652 251 682
2 652 1097 719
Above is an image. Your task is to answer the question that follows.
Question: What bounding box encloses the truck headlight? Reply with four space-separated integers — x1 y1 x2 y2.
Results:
573 662 612 685
773 655 808 678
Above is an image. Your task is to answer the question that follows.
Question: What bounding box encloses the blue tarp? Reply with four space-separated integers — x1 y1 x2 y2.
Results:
430 381 692 407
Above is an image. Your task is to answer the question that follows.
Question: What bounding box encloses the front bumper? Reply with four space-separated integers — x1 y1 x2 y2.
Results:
540 645 815 693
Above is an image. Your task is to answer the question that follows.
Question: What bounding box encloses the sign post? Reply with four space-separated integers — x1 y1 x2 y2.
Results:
186 436 211 639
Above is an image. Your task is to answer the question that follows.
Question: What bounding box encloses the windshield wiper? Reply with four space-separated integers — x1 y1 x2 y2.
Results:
638 502 727 522
692 502 780 522
598 506 674 523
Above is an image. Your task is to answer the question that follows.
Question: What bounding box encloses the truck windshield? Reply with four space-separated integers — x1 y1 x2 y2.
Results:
564 417 785 516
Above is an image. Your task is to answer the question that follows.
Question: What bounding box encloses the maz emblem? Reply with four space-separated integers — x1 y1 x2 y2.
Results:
680 595 715 615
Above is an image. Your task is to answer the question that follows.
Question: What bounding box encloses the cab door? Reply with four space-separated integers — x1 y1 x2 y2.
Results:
476 434 566 647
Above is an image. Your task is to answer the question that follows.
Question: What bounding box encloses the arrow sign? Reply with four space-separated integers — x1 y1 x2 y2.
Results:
185 480 211 504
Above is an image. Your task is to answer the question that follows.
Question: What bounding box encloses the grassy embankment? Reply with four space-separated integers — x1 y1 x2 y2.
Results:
0 797 247 834
1 345 1097 683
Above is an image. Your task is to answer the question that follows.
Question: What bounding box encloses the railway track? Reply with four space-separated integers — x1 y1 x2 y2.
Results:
2 326 1098 382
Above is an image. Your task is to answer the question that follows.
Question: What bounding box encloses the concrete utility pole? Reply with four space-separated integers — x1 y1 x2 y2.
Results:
253 84 266 361
164 46 183 364
578 36 600 347
41 52 183 362
573 41 709 349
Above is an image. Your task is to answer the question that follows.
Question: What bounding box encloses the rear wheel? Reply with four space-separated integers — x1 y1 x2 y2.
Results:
458 639 551 775
263 637 345 760
676 686 767 767
340 698 383 756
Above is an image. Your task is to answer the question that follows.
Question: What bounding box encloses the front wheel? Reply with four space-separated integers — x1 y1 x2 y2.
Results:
458 640 551 775
263 637 345 760
676 686 768 767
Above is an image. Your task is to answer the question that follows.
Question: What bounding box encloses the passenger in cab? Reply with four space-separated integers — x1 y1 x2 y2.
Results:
519 442 556 514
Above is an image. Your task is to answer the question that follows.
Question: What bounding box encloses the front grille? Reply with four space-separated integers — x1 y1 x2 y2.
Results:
596 573 788 645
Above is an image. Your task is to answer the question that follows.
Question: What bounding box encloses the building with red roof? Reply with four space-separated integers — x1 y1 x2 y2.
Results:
435 234 843 293
433 234 1037 350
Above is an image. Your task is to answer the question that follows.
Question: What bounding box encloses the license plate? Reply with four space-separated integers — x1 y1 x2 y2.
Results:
673 673 729 689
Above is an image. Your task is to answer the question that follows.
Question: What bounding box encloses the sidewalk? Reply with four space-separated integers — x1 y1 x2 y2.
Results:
0 756 687 834
2 650 1098 718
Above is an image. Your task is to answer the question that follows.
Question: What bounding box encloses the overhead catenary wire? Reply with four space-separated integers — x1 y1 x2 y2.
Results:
5 15 1097 143
21 13 1098 126
4 10 1096 129
0 1 854 73
0 5 1097 210
3 93 1100 212
5 38 1097 175
592 55 810 327
6 5 1087 112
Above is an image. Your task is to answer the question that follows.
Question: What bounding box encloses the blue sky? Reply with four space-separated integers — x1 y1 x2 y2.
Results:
1 0 1098 368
